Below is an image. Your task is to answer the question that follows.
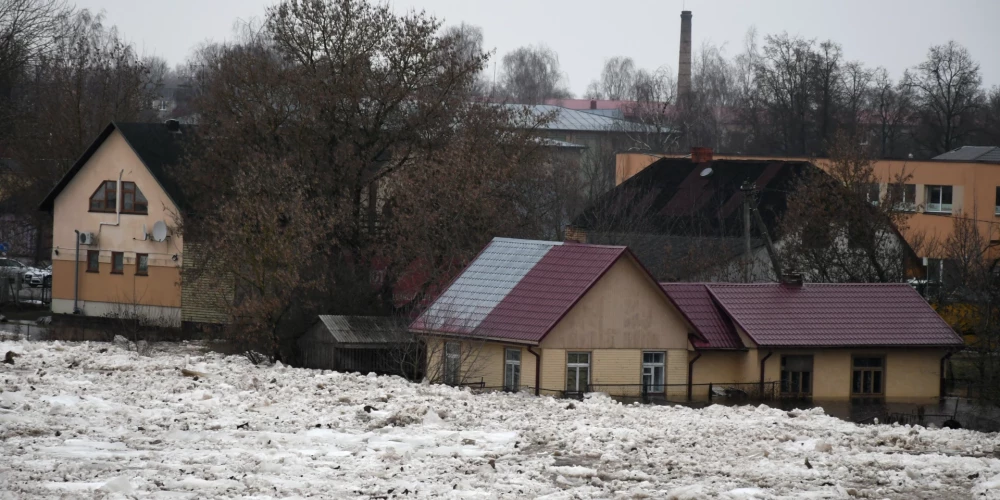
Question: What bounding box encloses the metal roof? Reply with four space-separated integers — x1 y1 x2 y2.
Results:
314 315 411 345
932 146 1000 162
410 237 634 342
706 283 963 347
661 283 743 349
510 104 656 133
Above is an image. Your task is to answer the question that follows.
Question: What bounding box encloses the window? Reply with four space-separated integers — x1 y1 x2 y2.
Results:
443 342 461 386
852 356 884 396
504 348 521 392
566 352 590 394
780 355 813 397
865 183 881 205
136 253 148 276
925 185 953 213
158 99 168 111
120 182 148 214
995 187 1000 216
86 250 100 272
89 181 117 212
888 183 916 211
111 252 124 274
642 352 665 393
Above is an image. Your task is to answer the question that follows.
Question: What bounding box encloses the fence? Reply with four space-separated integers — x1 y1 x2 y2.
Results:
464 381 784 405
1 275 51 307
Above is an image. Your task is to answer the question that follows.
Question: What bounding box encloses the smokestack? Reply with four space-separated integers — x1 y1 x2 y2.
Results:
678 10 692 103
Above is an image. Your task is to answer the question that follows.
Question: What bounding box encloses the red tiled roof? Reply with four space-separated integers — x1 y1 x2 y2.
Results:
661 283 743 350
410 238 633 343
706 283 963 347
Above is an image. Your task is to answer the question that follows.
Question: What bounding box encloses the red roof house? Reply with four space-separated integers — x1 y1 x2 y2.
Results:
413 237 962 402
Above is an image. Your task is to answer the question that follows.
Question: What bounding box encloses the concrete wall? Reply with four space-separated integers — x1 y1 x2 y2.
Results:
51 129 184 318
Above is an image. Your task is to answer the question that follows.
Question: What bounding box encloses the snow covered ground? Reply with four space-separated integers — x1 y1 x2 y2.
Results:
1 339 999 499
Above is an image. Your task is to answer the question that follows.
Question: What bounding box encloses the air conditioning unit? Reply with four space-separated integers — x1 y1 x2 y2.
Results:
79 232 97 245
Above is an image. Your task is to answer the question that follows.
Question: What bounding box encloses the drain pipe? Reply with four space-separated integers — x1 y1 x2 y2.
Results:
687 352 702 401
73 230 81 314
527 346 541 396
98 170 123 234
939 351 954 398
759 351 773 396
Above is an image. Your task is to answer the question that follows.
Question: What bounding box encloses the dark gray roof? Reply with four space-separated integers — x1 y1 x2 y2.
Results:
313 316 411 345
932 146 1000 162
39 121 193 211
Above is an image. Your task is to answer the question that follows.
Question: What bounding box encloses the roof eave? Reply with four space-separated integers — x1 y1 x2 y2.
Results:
410 329 540 346
38 122 118 212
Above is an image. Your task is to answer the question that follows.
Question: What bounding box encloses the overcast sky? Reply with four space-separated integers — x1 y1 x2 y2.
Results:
75 0 1000 96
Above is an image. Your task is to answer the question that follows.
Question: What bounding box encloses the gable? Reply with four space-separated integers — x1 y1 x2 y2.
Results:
540 255 691 350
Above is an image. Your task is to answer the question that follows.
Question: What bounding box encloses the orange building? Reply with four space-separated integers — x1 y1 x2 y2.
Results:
617 151 1000 263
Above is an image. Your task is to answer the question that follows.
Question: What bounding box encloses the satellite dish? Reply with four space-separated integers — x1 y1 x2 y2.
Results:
700 167 714 177
152 221 168 242
141 224 148 241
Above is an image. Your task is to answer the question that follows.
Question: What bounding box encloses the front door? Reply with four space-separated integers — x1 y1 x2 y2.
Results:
504 348 521 391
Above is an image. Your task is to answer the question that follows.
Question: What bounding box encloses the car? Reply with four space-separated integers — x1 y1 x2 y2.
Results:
24 265 52 288
0 258 28 285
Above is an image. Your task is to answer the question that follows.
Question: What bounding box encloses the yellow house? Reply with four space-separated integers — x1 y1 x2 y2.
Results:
38 121 228 329
411 237 963 402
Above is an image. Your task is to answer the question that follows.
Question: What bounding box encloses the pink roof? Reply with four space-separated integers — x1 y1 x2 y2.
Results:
661 283 743 350
410 238 631 343
706 283 963 348
543 98 636 110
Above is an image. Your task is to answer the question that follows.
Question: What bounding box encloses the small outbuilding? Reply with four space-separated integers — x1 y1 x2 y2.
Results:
297 315 423 379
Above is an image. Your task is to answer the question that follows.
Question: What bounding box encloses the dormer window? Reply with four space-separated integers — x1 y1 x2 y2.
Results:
88 181 147 214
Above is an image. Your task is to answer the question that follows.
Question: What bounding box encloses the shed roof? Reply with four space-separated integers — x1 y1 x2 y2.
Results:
313 316 411 345
660 283 742 349
410 237 653 343
39 121 193 211
705 283 963 347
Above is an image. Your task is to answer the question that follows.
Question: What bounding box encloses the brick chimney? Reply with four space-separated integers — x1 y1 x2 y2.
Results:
780 273 804 287
690 147 712 163
677 10 693 103
590 99 597 110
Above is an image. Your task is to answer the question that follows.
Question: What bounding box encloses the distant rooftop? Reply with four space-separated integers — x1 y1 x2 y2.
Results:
932 146 1000 163
509 104 658 133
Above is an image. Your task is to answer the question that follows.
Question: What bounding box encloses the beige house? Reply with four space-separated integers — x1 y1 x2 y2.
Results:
411 238 963 402
39 121 227 330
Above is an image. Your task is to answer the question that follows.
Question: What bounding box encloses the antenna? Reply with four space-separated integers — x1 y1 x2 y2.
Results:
700 167 713 177
152 221 168 242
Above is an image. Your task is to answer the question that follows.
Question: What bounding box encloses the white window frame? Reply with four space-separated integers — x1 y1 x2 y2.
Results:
566 352 590 394
925 185 953 213
504 348 521 392
642 351 666 393
889 183 916 212
444 341 461 386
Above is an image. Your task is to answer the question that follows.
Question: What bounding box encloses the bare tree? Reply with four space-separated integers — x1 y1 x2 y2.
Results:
912 41 983 155
497 44 571 104
585 56 636 100
870 68 916 158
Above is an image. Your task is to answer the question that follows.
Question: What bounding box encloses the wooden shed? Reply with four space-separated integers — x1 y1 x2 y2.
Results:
297 315 423 379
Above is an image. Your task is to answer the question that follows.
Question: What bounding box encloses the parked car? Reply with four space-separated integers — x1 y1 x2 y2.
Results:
0 258 28 285
24 265 52 288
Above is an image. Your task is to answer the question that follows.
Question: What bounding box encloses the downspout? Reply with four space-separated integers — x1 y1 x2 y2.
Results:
759 350 773 397
98 170 123 234
939 351 954 398
527 346 541 396
687 352 701 401
73 230 80 314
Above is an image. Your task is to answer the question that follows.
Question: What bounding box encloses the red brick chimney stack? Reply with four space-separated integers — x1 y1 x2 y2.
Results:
691 147 713 163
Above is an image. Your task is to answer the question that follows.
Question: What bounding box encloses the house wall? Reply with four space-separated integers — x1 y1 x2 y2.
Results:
50 129 183 325
688 350 748 399
760 348 947 401
423 337 537 390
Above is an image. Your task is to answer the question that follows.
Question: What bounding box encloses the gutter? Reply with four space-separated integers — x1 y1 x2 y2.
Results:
939 351 955 398
98 170 123 234
759 350 773 396
527 346 541 396
687 352 701 401
73 230 81 314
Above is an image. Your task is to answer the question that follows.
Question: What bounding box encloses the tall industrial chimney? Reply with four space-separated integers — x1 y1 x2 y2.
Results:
677 10 693 103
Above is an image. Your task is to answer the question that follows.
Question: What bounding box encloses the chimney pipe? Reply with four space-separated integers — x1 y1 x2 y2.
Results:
590 99 597 110
690 147 712 163
781 273 804 287
678 10 693 104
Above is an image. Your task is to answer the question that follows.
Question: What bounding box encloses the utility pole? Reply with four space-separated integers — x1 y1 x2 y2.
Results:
741 181 755 283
